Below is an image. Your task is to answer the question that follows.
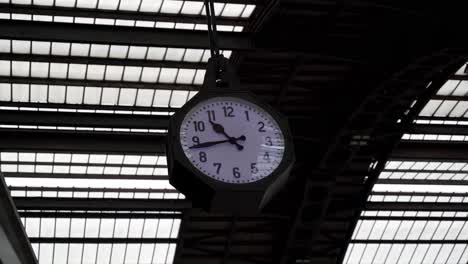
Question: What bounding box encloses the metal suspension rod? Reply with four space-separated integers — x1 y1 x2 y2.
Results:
204 0 220 57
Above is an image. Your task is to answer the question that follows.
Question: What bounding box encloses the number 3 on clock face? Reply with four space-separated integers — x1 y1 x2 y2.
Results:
179 97 286 184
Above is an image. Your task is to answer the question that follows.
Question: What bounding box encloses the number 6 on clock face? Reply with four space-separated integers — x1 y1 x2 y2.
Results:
179 97 286 184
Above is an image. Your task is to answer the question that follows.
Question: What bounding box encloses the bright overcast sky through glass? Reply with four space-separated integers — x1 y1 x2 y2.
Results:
0 1 255 263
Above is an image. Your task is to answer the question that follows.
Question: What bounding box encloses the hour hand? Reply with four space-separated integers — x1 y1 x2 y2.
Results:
209 121 245 150
209 120 226 135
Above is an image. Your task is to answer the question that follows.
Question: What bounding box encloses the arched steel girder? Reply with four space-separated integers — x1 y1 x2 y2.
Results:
278 50 466 264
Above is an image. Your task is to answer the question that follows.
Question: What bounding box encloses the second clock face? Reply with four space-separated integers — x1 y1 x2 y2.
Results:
179 96 285 184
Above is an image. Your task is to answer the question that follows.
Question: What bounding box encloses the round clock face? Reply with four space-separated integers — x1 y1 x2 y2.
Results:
179 96 285 184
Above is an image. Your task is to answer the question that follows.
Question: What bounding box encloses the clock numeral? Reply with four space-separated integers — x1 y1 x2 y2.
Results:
199 152 207 163
233 167 241 178
192 136 200 144
251 163 258 174
207 110 216 121
265 136 273 146
193 121 205 132
244 111 250 121
258 121 266 132
213 163 221 174
223 106 235 117
263 152 270 162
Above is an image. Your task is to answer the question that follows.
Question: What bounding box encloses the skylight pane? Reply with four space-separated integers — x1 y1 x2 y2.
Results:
83 86 102 105
434 100 457 117
76 0 98 8
30 62 49 78
55 0 76 7
159 68 177 83
193 69 206 85
12 61 30 77
86 64 106 80
90 44 109 58
119 0 140 11
147 47 167 60
170 90 188 107
30 84 48 103
49 85 66 103
12 40 31 54
0 39 11 53
31 41 51 55
98 0 119 10
181 1 203 14
184 49 204 62
0 83 11 101
135 20 155 28
128 46 148 59
452 80 468 96
140 0 163 12
241 5 256 18
51 42 71 56
49 63 68 78
70 43 90 57
108 45 128 59
135 89 154 107
449 102 468 118
101 88 119 105
176 69 195 84
437 80 460 95
222 4 245 17
153 90 171 107
118 88 137 106
141 67 160 82
12 84 29 102
160 0 183 13
105 65 124 81
419 100 442 116
0 60 10 75
166 48 185 61
123 66 142 82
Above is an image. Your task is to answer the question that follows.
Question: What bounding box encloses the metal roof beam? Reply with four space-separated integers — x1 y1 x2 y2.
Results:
0 130 165 154
0 77 199 90
29 237 178 244
2 172 168 180
0 53 206 69
0 101 173 113
351 239 468 244
410 124 468 135
392 141 468 161
14 197 191 211
0 109 169 129
377 179 468 186
0 4 248 26
366 202 468 211
19 211 181 219
0 20 252 50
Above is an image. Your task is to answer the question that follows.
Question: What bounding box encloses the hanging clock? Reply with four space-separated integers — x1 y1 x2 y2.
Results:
167 56 295 214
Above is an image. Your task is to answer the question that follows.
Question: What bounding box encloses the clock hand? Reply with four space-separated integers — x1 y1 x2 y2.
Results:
189 136 246 150
209 120 245 150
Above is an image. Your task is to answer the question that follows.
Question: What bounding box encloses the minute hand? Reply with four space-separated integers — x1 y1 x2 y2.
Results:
189 136 246 149
189 139 230 149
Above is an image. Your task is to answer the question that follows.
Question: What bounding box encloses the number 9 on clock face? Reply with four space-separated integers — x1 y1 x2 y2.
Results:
179 97 286 184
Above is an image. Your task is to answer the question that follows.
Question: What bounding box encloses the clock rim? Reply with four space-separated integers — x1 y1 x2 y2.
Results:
168 89 295 190
179 96 285 184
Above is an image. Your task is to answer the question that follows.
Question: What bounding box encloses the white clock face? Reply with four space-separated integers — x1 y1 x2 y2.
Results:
179 96 285 184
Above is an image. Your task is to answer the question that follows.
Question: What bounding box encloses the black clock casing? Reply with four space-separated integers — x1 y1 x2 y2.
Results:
167 56 295 214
